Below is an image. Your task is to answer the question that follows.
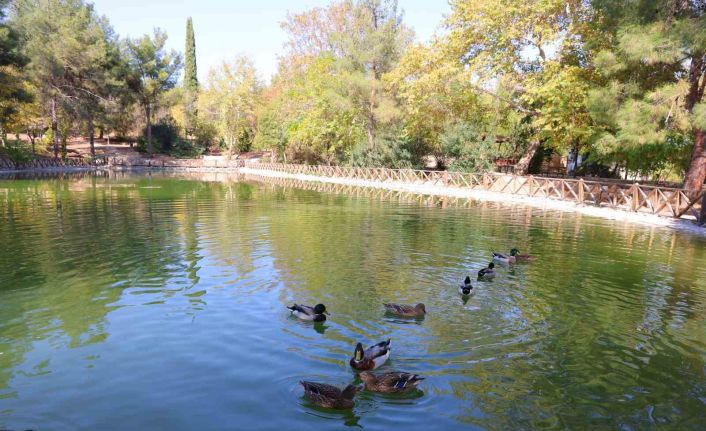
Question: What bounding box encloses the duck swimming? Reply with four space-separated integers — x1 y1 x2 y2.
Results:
477 262 495 278
383 303 426 317
493 248 519 264
287 303 328 322
350 339 391 371
359 371 425 393
493 248 535 263
459 276 473 295
300 381 361 409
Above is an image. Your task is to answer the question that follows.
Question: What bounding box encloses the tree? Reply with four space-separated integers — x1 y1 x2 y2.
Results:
0 0 30 147
444 0 602 174
588 1 706 196
198 56 259 155
183 17 198 134
280 0 413 154
12 0 120 158
125 29 182 156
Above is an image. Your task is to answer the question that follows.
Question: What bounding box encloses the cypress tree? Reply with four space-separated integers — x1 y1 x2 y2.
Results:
184 17 198 91
184 17 198 134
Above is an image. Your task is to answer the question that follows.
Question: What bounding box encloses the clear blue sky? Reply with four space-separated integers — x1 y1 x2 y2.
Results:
91 0 450 82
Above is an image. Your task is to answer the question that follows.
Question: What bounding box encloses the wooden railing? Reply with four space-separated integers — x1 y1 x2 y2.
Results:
241 162 705 222
0 156 108 170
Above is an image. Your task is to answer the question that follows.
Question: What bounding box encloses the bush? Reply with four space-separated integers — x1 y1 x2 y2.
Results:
3 140 35 164
169 139 205 158
142 116 180 153
350 130 425 169
439 123 495 173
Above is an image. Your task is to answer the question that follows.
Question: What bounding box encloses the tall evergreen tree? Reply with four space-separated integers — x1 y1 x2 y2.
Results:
588 1 706 196
0 0 30 146
184 17 198 91
125 29 182 156
183 17 198 134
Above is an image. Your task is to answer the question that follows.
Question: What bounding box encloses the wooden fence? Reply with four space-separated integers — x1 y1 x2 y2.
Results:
0 156 108 170
241 162 706 222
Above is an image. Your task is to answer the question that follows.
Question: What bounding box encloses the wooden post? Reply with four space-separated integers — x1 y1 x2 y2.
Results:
578 179 584 203
700 191 706 225
632 184 640 211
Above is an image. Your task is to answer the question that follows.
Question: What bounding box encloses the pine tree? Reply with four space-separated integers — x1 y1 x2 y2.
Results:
183 17 198 134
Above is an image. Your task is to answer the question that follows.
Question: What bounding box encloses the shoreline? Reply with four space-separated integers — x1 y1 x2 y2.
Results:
1 164 704 236
238 167 706 237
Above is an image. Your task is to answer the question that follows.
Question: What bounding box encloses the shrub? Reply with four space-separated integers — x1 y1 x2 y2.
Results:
4 140 35 164
142 116 180 152
439 123 495 173
350 129 425 169
169 139 205 158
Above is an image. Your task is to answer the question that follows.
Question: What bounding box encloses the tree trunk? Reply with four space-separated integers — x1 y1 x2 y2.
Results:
683 53 705 199
145 104 153 157
99 127 104 140
514 140 540 175
29 130 35 156
684 129 706 199
51 97 59 159
367 88 375 148
89 116 95 157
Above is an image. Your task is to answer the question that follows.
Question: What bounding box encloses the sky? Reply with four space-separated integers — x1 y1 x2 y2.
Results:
91 0 450 83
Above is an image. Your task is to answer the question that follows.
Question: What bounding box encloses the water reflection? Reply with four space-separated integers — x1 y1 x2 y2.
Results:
0 172 705 430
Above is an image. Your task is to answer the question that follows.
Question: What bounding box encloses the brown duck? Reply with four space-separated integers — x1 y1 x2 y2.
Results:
359 371 425 393
300 381 361 409
383 302 426 317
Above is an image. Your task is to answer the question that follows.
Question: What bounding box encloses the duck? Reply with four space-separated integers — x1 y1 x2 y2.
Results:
350 339 391 371
477 262 496 278
300 381 361 409
459 276 473 295
492 248 519 264
359 371 425 393
287 303 328 322
514 249 536 261
383 303 426 317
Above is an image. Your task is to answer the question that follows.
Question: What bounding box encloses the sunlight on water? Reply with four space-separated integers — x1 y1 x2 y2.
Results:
1 172 705 430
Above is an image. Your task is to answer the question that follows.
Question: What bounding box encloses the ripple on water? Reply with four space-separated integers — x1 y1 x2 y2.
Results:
1 173 706 431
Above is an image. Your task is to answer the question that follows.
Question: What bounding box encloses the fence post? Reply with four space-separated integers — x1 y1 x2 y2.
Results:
631 183 639 211
578 179 584 203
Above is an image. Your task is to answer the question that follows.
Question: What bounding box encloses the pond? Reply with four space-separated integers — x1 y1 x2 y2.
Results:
1 172 705 430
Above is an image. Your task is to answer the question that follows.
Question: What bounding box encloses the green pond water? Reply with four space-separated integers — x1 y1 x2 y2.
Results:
1 172 706 430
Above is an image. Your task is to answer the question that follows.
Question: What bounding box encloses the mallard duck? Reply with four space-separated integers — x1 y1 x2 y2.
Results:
477 262 495 278
287 303 328 322
514 249 536 261
492 248 519 264
300 381 361 409
383 303 426 317
459 276 473 295
359 371 425 393
350 339 391 371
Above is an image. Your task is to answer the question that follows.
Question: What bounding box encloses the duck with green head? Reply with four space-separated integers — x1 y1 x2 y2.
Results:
477 262 496 278
459 276 473 296
492 248 519 264
287 303 328 322
350 339 391 371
